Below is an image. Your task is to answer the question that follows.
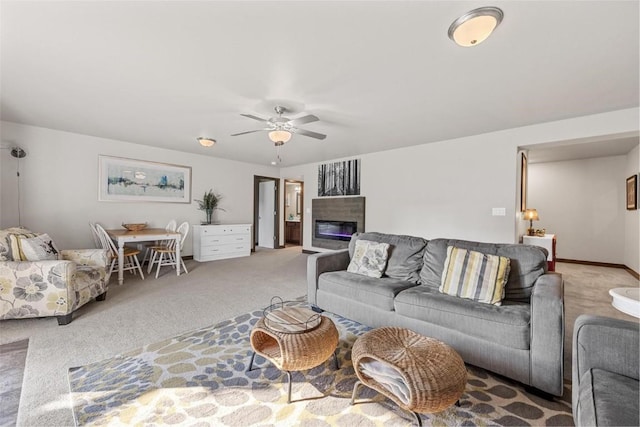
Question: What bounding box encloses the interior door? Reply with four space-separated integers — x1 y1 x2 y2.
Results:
258 181 276 248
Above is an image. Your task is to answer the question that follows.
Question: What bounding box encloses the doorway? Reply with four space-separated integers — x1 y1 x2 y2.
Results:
253 176 280 250
284 180 304 247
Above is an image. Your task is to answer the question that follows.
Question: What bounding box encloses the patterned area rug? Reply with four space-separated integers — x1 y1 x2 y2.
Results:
69 305 573 426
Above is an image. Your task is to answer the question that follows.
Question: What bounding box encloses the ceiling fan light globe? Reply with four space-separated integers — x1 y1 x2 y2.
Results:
197 137 216 147
269 130 292 143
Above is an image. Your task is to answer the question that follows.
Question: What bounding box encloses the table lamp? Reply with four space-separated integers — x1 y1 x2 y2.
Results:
523 209 539 236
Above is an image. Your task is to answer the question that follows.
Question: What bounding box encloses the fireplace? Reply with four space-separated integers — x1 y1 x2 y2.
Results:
315 220 357 242
311 197 365 249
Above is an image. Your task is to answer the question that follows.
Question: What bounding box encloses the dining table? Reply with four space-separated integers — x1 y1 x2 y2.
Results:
106 228 182 285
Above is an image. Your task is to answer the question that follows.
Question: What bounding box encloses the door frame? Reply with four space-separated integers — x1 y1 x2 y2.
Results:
283 179 304 247
253 175 280 251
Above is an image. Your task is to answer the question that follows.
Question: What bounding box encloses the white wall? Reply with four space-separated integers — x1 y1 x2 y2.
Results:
0 122 278 255
528 156 627 264
625 145 640 273
2 108 638 256
280 108 640 252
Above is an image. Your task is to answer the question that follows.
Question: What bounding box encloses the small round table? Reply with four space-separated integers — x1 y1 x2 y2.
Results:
247 305 339 403
609 287 640 318
351 327 467 426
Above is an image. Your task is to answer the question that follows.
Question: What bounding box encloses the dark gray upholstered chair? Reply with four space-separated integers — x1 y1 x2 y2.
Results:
572 314 639 426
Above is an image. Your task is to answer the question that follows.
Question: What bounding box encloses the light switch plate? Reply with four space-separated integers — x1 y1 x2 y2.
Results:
492 208 506 216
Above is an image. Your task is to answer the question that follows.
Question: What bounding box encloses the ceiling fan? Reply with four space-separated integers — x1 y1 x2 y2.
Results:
231 106 326 144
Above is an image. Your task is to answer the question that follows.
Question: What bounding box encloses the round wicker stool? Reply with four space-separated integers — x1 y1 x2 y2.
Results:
351 327 467 425
247 309 339 403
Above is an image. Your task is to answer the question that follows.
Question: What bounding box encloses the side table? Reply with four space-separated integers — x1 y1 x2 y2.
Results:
523 234 557 271
247 305 339 403
609 287 640 318
351 327 467 426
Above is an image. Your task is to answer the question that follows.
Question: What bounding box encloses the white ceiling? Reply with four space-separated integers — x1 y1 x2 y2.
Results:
1 1 638 167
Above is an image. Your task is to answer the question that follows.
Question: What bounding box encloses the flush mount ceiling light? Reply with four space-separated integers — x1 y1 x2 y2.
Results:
197 137 216 147
448 6 503 47
268 130 292 144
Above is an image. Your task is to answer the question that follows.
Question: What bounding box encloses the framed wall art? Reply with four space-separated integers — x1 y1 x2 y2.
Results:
520 152 528 212
98 155 192 203
318 158 361 197
627 174 638 210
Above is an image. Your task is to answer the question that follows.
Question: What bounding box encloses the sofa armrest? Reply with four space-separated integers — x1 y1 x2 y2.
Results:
0 260 77 319
306 249 350 305
61 249 109 268
572 314 640 412
529 272 564 396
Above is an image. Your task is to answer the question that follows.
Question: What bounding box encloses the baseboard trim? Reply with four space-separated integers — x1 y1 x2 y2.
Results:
557 258 639 279
302 249 319 254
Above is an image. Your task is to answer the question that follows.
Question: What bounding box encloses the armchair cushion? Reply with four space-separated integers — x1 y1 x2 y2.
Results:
0 227 33 260
4 230 38 261
10 233 60 261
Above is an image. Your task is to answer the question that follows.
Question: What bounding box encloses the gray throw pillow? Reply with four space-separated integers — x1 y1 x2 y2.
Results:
347 239 390 278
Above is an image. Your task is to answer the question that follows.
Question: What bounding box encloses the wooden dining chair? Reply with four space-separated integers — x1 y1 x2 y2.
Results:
94 223 145 281
141 219 177 266
148 221 189 279
89 222 101 249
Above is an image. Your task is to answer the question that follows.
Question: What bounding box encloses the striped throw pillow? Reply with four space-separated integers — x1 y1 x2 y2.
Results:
440 246 510 306
7 233 39 261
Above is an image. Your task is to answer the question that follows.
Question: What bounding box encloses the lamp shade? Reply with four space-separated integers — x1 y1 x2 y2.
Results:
197 137 216 147
523 209 539 221
448 7 503 47
269 130 292 144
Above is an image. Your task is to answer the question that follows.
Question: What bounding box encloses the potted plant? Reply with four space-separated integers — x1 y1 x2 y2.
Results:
195 189 225 224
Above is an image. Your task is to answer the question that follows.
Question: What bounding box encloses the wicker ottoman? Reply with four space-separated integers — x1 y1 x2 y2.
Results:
247 307 339 403
351 327 467 425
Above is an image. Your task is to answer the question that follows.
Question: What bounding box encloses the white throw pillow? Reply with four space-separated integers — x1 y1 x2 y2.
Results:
347 239 390 278
18 233 60 261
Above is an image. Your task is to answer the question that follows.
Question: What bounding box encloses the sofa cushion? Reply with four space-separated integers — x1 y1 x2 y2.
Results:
394 285 531 349
440 246 510 305
577 368 640 427
420 238 547 302
319 270 419 311
349 232 428 283
347 240 390 278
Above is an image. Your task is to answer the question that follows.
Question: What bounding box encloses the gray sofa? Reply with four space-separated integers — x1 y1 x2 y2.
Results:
572 314 639 426
307 232 565 396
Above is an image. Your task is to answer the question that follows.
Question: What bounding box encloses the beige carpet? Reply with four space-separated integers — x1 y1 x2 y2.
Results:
1 246 638 426
558 262 639 379
1 247 308 427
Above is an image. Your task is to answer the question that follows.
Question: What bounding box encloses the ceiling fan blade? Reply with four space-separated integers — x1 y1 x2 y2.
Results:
230 129 266 136
289 114 319 126
293 128 326 140
240 113 269 123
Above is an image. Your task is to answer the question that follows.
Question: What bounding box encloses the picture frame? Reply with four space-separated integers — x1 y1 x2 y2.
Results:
627 174 638 210
318 158 361 197
98 155 192 203
520 152 528 212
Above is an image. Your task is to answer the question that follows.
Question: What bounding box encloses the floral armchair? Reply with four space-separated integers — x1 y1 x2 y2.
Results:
0 227 109 325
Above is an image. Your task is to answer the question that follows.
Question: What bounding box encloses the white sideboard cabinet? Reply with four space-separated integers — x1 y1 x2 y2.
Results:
193 224 252 262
